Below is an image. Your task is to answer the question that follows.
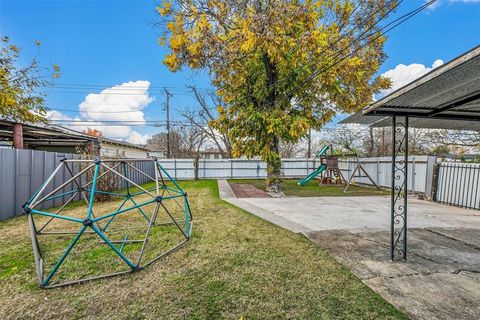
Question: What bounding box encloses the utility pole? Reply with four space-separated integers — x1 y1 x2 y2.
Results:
164 88 173 158
381 128 385 157
307 128 312 158
369 127 374 157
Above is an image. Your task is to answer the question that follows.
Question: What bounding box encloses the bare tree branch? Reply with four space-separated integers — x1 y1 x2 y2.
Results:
181 85 232 157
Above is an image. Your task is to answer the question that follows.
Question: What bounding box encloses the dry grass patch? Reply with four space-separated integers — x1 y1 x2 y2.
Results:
0 180 404 319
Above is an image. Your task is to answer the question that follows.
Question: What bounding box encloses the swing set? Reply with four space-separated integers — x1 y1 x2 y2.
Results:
298 146 380 192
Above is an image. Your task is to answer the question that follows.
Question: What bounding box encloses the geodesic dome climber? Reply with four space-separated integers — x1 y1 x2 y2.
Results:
23 157 192 288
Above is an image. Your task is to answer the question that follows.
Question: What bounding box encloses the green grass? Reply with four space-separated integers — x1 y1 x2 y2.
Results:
0 180 404 319
229 179 388 197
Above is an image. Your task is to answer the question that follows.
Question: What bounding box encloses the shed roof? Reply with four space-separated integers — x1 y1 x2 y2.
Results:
0 120 148 151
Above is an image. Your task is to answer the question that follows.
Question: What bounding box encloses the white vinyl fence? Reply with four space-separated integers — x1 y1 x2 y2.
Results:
158 156 435 194
2 148 477 221
337 156 436 194
157 158 322 180
435 162 480 210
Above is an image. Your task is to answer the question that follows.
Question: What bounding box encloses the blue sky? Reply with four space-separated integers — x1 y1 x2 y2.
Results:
1 0 479 143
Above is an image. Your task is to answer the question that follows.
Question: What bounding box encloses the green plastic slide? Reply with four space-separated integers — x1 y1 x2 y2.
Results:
297 164 327 186
297 145 330 186
314 145 330 158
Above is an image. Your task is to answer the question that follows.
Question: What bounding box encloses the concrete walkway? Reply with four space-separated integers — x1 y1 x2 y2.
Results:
219 180 311 233
229 183 271 198
217 180 480 320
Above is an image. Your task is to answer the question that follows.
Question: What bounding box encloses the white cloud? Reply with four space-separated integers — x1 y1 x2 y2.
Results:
126 131 151 145
79 80 153 124
47 110 75 121
449 0 480 3
379 59 444 97
49 80 155 144
427 0 480 9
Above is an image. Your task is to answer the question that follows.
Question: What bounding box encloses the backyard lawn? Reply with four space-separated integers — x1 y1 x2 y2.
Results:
229 179 388 197
0 180 404 319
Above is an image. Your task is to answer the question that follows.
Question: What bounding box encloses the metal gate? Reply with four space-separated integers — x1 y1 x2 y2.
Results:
434 162 480 210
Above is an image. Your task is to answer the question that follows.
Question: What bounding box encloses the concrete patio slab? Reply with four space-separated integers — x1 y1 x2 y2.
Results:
308 228 480 320
216 180 480 319
238 196 480 231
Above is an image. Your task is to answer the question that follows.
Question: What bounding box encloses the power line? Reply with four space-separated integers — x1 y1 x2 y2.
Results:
48 108 151 113
302 0 437 86
47 119 201 125
53 83 212 92
46 4 399 111
261 0 436 106
212 0 435 108
45 85 212 96
45 90 199 97
48 120 373 132
45 2 396 102
46 101 219 113
199 0 400 108
44 1 435 126
48 123 205 128
46 90 165 96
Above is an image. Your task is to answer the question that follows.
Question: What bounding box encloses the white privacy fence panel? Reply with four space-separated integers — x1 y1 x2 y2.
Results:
0 149 452 220
338 156 431 193
156 158 322 180
157 159 195 180
281 159 321 178
156 157 431 194
435 162 480 210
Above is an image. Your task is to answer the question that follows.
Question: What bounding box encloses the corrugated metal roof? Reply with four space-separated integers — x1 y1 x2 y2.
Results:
341 45 480 130
340 112 480 130
0 120 148 150
363 45 480 122
370 117 480 130
339 112 384 125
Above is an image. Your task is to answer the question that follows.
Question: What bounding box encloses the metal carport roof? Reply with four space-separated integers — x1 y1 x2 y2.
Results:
341 44 480 129
340 112 480 131
364 45 480 121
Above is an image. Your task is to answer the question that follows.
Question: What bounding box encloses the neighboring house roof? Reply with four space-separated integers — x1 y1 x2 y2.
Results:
0 119 148 151
200 147 222 154
143 144 166 152
0 140 12 148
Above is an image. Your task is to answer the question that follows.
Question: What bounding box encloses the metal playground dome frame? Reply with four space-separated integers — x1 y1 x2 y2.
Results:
23 157 193 288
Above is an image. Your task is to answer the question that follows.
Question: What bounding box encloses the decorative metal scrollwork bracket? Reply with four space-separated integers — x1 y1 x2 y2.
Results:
391 116 408 261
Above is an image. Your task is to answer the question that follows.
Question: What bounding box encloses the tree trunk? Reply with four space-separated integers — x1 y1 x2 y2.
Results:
368 127 374 157
194 154 200 180
266 134 281 193
262 53 281 193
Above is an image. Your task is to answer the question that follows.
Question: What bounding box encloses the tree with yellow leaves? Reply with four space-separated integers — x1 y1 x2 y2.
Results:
157 0 395 192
